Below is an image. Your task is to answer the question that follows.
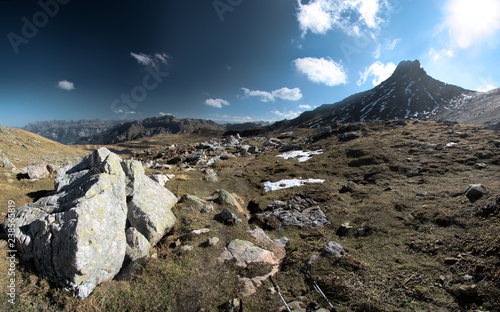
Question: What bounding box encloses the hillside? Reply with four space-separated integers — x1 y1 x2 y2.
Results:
1 120 500 311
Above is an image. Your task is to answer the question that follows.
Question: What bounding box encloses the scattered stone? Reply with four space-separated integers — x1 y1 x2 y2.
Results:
206 156 221 165
321 241 344 258
444 257 459 265
207 237 220 246
46 164 60 174
220 239 279 267
201 204 214 213
248 145 260 154
357 228 367 237
465 184 488 202
180 194 208 208
175 245 194 255
474 163 487 169
256 206 330 228
221 298 242 312
339 181 356 193
215 208 242 225
416 191 429 197
190 228 211 235
148 173 171 187
337 222 353 236
224 135 240 148
2 156 15 168
339 132 361 141
204 175 218 182
407 167 421 177
27 161 50 179
216 189 243 212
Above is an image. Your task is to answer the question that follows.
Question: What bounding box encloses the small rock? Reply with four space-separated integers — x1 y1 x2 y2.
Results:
203 175 218 182
465 184 488 202
148 174 171 187
190 229 211 235
321 241 344 258
214 208 241 225
175 245 193 255
201 204 214 213
416 191 428 197
474 163 487 169
337 222 353 236
2 156 15 169
444 257 459 264
339 132 361 141
339 181 356 193
180 194 207 208
407 167 420 177
207 237 220 246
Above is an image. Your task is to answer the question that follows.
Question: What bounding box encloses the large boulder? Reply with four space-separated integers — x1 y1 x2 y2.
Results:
3 148 177 298
27 161 50 179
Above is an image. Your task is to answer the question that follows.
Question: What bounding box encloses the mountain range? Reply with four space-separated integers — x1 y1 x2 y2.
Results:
23 60 500 145
272 60 499 131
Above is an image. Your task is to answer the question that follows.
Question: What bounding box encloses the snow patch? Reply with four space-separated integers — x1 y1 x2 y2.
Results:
264 178 325 192
277 150 323 162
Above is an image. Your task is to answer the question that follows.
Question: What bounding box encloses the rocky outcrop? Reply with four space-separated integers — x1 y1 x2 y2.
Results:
4 148 177 298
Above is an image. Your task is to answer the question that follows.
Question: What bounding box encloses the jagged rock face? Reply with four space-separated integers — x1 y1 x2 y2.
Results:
5 148 177 298
24 119 115 144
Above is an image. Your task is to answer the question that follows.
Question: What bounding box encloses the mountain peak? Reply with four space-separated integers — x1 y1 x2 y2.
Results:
393 59 426 78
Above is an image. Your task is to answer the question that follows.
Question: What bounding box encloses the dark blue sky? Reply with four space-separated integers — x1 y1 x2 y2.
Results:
1 0 499 127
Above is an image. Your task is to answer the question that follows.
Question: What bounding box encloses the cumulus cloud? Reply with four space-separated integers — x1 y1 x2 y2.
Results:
56 80 75 91
241 87 303 102
294 57 347 86
357 61 396 86
205 98 230 108
271 110 302 119
297 0 395 37
130 52 171 68
445 0 500 48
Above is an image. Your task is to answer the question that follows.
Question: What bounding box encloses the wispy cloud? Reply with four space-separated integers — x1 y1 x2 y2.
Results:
357 61 396 86
210 114 254 123
374 38 400 58
205 98 230 108
298 104 312 109
271 110 302 120
56 80 75 91
242 87 303 102
294 57 347 86
297 0 394 37
428 47 454 61
445 0 500 49
159 112 173 116
130 52 171 68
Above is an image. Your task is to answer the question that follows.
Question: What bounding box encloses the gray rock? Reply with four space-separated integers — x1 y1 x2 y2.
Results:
407 167 421 177
27 161 50 179
474 163 488 169
465 184 488 202
180 194 207 208
215 208 241 225
4 148 178 298
207 237 220 246
219 239 278 267
46 164 60 174
148 174 171 187
339 132 361 141
187 150 206 164
2 156 15 168
175 245 194 254
248 145 260 154
206 156 221 165
216 189 242 211
321 241 344 258
339 181 356 193
257 206 330 228
416 191 429 197
203 175 218 182
224 135 240 148
201 204 214 213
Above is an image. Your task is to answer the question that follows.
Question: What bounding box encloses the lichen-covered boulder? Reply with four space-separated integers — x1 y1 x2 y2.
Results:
4 148 177 298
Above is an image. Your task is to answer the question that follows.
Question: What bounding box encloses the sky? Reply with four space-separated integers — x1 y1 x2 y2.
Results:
1 0 499 127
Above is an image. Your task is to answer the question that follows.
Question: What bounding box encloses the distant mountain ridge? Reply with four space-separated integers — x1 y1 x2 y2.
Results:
272 60 478 130
24 119 118 144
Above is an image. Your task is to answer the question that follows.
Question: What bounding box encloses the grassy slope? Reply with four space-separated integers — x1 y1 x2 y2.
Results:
1 121 499 311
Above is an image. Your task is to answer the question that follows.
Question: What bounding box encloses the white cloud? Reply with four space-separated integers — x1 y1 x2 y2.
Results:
445 0 500 48
476 84 497 92
298 104 312 109
297 0 394 37
56 80 75 91
357 61 396 86
428 47 454 61
374 38 400 58
159 112 173 116
204 98 230 108
210 114 254 123
294 57 347 86
130 52 170 68
272 110 302 119
242 87 303 102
